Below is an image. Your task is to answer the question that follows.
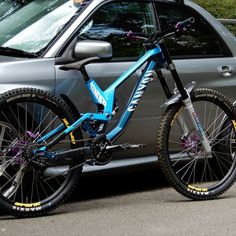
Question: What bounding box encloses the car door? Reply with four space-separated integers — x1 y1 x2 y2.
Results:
154 2 236 102
55 1 165 158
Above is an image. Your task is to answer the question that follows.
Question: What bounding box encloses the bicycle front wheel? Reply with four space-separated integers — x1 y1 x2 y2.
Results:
0 88 83 217
157 88 236 200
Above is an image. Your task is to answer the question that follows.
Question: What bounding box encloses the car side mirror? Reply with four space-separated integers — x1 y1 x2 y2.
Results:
74 40 112 59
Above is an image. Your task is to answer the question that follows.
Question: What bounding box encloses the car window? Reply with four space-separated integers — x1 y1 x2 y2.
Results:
78 2 156 59
0 0 35 21
0 0 24 20
155 3 231 58
0 0 87 54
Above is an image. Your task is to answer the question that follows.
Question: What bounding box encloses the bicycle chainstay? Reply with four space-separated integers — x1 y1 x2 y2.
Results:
48 135 146 166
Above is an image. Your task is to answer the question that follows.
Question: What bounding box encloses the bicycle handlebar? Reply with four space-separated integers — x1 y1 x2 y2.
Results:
127 31 148 41
175 17 195 31
154 17 195 40
126 17 195 43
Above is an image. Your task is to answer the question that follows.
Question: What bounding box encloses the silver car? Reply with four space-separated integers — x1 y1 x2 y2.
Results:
0 0 236 172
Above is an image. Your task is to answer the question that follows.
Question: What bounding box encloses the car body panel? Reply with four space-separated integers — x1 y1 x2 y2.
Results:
0 57 55 93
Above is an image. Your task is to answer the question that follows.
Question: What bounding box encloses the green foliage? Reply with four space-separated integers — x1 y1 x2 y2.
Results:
194 0 236 35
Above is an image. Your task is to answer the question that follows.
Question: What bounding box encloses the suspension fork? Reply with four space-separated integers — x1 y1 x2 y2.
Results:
181 96 212 153
159 40 212 154
157 66 191 138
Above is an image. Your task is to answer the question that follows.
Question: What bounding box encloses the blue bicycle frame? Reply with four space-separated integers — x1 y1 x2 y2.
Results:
38 45 164 150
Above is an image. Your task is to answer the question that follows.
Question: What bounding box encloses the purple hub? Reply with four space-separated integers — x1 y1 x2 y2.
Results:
6 131 39 164
181 134 200 154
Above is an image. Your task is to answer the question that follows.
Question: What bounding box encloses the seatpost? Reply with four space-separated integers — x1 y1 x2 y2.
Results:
80 67 90 82
159 40 189 100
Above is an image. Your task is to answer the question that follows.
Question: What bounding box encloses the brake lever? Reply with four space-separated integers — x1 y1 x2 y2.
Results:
175 17 195 31
127 31 148 41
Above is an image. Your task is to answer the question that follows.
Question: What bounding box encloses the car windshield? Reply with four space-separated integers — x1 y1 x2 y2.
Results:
0 0 87 55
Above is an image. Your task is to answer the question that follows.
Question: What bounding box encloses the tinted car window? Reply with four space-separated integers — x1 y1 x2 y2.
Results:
78 2 156 59
155 3 231 58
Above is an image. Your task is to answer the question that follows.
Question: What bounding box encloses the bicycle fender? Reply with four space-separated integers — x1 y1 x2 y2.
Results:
161 81 197 107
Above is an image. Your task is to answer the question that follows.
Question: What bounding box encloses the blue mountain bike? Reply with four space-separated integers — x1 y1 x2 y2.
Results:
0 18 236 217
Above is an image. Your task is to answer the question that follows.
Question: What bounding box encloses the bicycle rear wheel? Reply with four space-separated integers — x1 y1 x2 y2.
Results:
0 88 83 217
157 88 236 200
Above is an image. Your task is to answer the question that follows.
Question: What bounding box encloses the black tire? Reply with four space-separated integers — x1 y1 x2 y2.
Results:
157 88 236 200
0 88 83 217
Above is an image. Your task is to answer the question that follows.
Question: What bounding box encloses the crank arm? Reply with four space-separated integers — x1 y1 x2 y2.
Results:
105 143 146 152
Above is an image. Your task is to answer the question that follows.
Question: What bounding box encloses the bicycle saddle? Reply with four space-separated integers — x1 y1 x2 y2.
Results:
59 57 101 71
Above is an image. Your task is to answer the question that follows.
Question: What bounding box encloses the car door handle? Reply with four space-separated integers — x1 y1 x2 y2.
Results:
218 65 234 78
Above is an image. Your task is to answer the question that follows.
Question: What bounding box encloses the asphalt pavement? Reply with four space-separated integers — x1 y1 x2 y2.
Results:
0 167 236 236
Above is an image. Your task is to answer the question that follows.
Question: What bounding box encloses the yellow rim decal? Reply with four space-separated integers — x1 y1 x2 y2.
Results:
188 185 208 192
232 120 236 132
170 107 183 126
14 202 41 208
62 118 76 144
